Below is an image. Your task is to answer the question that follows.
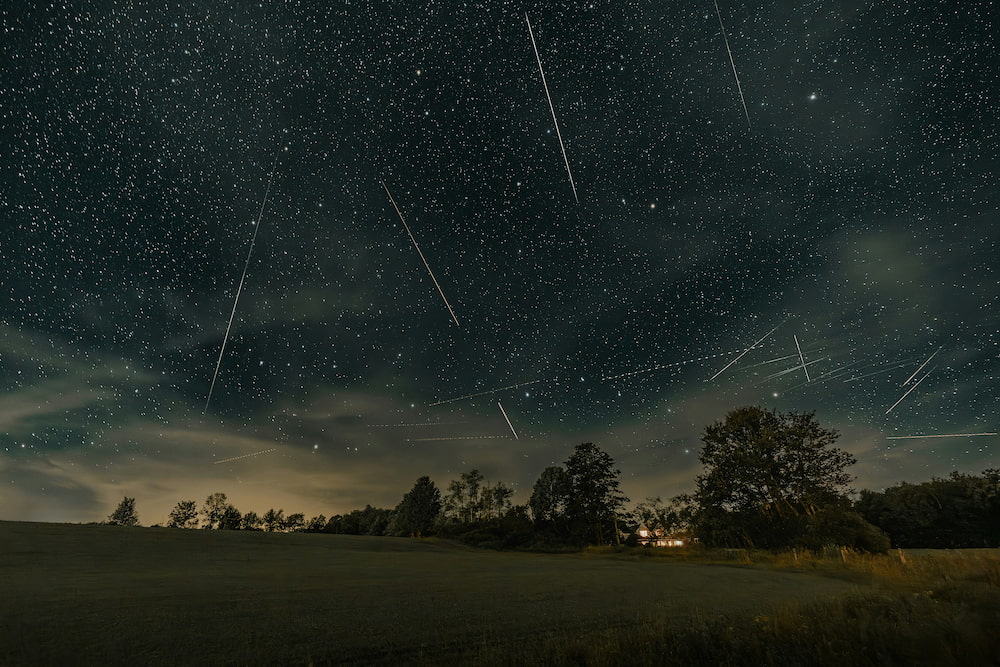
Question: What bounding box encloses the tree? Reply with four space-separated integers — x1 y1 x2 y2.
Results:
167 500 198 529
857 470 1000 548
107 496 139 526
441 470 515 525
391 476 441 537
305 514 327 532
529 466 570 524
218 504 242 530
284 513 305 532
563 443 629 545
692 406 858 549
201 493 232 530
262 508 285 532
483 481 515 521
241 511 263 531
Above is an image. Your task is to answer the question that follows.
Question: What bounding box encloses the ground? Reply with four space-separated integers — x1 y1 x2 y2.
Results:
0 521 861 665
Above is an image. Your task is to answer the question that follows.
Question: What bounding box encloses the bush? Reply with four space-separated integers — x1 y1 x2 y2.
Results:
795 509 891 553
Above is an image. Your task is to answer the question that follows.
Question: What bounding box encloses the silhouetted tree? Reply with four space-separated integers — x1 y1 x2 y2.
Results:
442 469 486 523
692 406 860 549
262 508 285 532
167 500 198 529
201 493 232 530
326 505 394 535
241 511 263 531
442 470 515 526
284 513 305 532
857 470 1000 548
391 476 441 537
563 443 629 545
107 496 139 526
529 466 570 524
218 504 242 530
305 515 327 532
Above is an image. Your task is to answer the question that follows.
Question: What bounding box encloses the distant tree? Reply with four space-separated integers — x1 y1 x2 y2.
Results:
324 506 393 535
262 508 285 532
529 466 570 524
218 504 242 530
166 500 199 529
484 481 515 521
442 470 486 523
441 470 514 525
201 493 232 530
107 496 139 526
391 476 441 537
692 406 859 549
284 513 305 532
241 511 263 531
857 470 1000 548
563 443 629 545
305 514 327 532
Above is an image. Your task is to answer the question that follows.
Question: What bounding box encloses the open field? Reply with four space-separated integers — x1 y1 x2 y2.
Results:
0 521 869 665
4 523 1000 665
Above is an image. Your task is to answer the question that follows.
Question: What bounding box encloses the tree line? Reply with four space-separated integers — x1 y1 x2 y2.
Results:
105 406 1000 551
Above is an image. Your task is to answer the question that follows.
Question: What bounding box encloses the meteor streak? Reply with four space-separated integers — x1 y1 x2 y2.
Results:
903 346 944 386
793 335 810 381
709 321 785 381
843 358 920 383
713 0 751 130
526 13 579 203
429 379 543 406
213 448 277 465
761 357 827 382
205 146 284 413
382 181 460 327
367 421 469 428
885 368 934 414
407 435 510 442
604 348 748 381
498 400 519 439
886 432 998 440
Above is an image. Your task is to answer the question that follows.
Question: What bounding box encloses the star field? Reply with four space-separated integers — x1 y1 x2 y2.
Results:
1 1 997 523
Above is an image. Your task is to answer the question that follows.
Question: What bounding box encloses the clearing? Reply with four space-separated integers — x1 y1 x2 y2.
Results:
0 521 859 665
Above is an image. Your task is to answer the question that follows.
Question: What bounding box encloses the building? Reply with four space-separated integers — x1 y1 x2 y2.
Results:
636 524 687 547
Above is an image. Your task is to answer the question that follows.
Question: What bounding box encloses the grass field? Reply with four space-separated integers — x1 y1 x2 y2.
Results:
1 521 997 665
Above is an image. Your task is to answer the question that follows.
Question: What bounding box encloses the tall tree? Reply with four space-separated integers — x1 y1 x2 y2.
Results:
693 406 857 548
442 470 486 523
563 443 629 545
529 466 570 524
391 476 441 537
442 470 513 524
167 500 198 529
107 496 139 526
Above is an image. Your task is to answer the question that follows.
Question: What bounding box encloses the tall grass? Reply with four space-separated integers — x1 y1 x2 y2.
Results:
463 548 1000 666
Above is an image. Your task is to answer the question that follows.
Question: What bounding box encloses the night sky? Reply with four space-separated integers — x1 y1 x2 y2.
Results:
3 1 997 524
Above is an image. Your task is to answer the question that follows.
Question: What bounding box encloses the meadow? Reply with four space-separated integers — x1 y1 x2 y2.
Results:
1 521 997 665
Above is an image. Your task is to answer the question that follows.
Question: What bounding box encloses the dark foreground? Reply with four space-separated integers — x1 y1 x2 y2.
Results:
0 521 866 665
